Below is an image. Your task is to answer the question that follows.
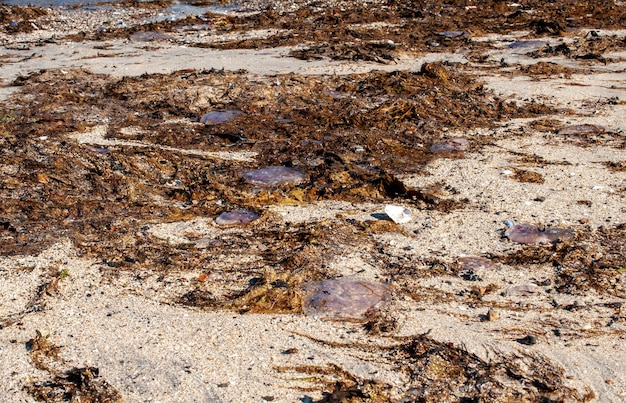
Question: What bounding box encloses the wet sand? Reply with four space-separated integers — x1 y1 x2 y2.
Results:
1 1 625 402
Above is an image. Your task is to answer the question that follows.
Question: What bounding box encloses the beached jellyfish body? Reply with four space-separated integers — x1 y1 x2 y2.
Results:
130 31 171 42
505 223 574 244
438 31 468 38
215 209 259 226
430 137 469 153
460 256 495 271
200 110 243 125
303 279 389 320
507 40 547 50
557 124 605 136
505 283 543 296
243 166 307 187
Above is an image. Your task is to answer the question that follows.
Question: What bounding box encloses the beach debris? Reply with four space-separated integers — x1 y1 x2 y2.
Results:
516 335 537 346
438 31 468 39
215 209 259 226
200 109 243 125
26 367 123 403
486 309 500 321
303 278 390 320
508 40 547 49
512 169 545 184
430 137 469 153
557 124 605 136
505 283 543 296
505 223 574 244
384 204 412 224
243 166 308 187
130 31 171 41
460 256 496 271
505 283 543 297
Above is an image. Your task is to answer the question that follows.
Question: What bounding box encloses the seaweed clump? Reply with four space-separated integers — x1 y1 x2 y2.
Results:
497 224 626 297
24 331 123 403
280 332 595 402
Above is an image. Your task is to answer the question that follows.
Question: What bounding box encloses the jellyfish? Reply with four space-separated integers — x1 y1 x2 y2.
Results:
243 166 308 187
505 223 574 244
460 256 495 271
557 124 604 136
130 31 171 42
215 209 259 226
430 137 470 153
200 110 243 125
303 279 390 320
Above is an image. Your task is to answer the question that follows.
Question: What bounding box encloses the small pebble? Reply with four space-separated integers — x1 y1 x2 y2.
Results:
487 309 499 321
516 335 537 346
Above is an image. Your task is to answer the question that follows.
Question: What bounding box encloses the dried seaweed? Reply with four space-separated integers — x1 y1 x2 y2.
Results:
59 0 626 63
25 331 123 402
0 269 61 329
511 168 545 184
0 5 48 33
1 65 537 260
281 332 595 402
26 367 123 403
497 224 626 297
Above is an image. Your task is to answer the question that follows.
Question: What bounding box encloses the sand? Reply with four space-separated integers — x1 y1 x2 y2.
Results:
1 2 625 402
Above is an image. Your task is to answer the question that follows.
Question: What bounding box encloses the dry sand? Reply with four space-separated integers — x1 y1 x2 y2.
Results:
1 2 625 402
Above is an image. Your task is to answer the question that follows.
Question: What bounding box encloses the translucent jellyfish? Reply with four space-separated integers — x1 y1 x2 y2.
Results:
507 40 546 49
505 283 543 296
200 110 243 125
303 279 390 320
438 31 468 38
130 31 171 42
215 209 259 226
460 256 495 271
384 205 412 224
243 166 308 187
430 137 469 153
505 224 574 244
557 124 604 136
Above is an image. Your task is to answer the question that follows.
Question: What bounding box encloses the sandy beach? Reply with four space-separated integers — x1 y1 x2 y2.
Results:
1 1 625 402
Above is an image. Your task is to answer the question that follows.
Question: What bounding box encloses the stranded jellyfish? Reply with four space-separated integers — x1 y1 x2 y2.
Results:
557 124 605 136
303 278 390 320
460 256 495 271
505 223 574 244
243 166 308 187
507 40 547 49
215 209 259 226
438 31 468 38
130 31 171 42
200 110 243 125
430 137 470 153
